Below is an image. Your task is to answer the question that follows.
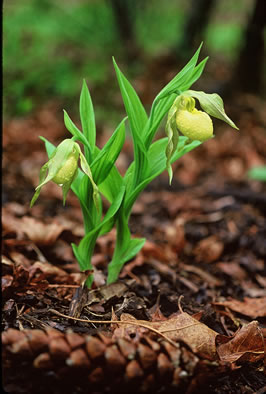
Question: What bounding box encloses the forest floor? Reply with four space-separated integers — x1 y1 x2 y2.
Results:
2 89 266 393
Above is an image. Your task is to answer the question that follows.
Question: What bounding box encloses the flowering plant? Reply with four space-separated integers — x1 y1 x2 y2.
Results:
31 44 238 287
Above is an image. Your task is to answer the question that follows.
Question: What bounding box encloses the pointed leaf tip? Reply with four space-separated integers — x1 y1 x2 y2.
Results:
112 56 117 66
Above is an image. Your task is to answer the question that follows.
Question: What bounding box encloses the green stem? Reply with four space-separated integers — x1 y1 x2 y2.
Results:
107 205 129 284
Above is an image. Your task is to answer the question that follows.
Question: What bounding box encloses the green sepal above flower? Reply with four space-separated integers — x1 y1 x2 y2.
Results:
185 90 239 130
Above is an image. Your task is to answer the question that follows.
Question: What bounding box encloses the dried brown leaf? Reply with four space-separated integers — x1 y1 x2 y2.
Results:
20 217 65 245
113 312 218 360
2 208 25 237
8 251 32 268
153 312 218 360
29 261 68 280
214 297 266 318
217 321 265 363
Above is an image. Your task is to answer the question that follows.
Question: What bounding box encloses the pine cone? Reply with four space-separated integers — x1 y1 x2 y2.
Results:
2 327 217 394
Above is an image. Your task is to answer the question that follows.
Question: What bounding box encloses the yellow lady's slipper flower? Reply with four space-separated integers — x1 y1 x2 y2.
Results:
30 139 99 210
176 107 213 142
165 90 238 184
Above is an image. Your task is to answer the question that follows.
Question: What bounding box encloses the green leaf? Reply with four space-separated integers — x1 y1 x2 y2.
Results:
181 57 208 91
99 216 116 236
76 145 101 213
106 209 145 284
63 110 92 151
107 237 145 284
91 118 126 185
144 94 176 148
97 184 125 234
40 136 56 157
186 90 239 130
72 234 98 272
156 43 203 101
77 175 96 230
124 136 201 215
72 185 125 272
171 138 202 161
62 173 77 206
112 57 148 138
30 162 49 207
79 79 96 161
113 58 149 187
98 164 124 204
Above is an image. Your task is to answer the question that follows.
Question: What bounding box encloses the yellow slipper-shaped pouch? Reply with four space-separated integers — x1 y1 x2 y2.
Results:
176 108 213 142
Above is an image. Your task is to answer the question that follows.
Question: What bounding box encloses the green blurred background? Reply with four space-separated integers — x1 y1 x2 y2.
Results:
3 0 265 127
